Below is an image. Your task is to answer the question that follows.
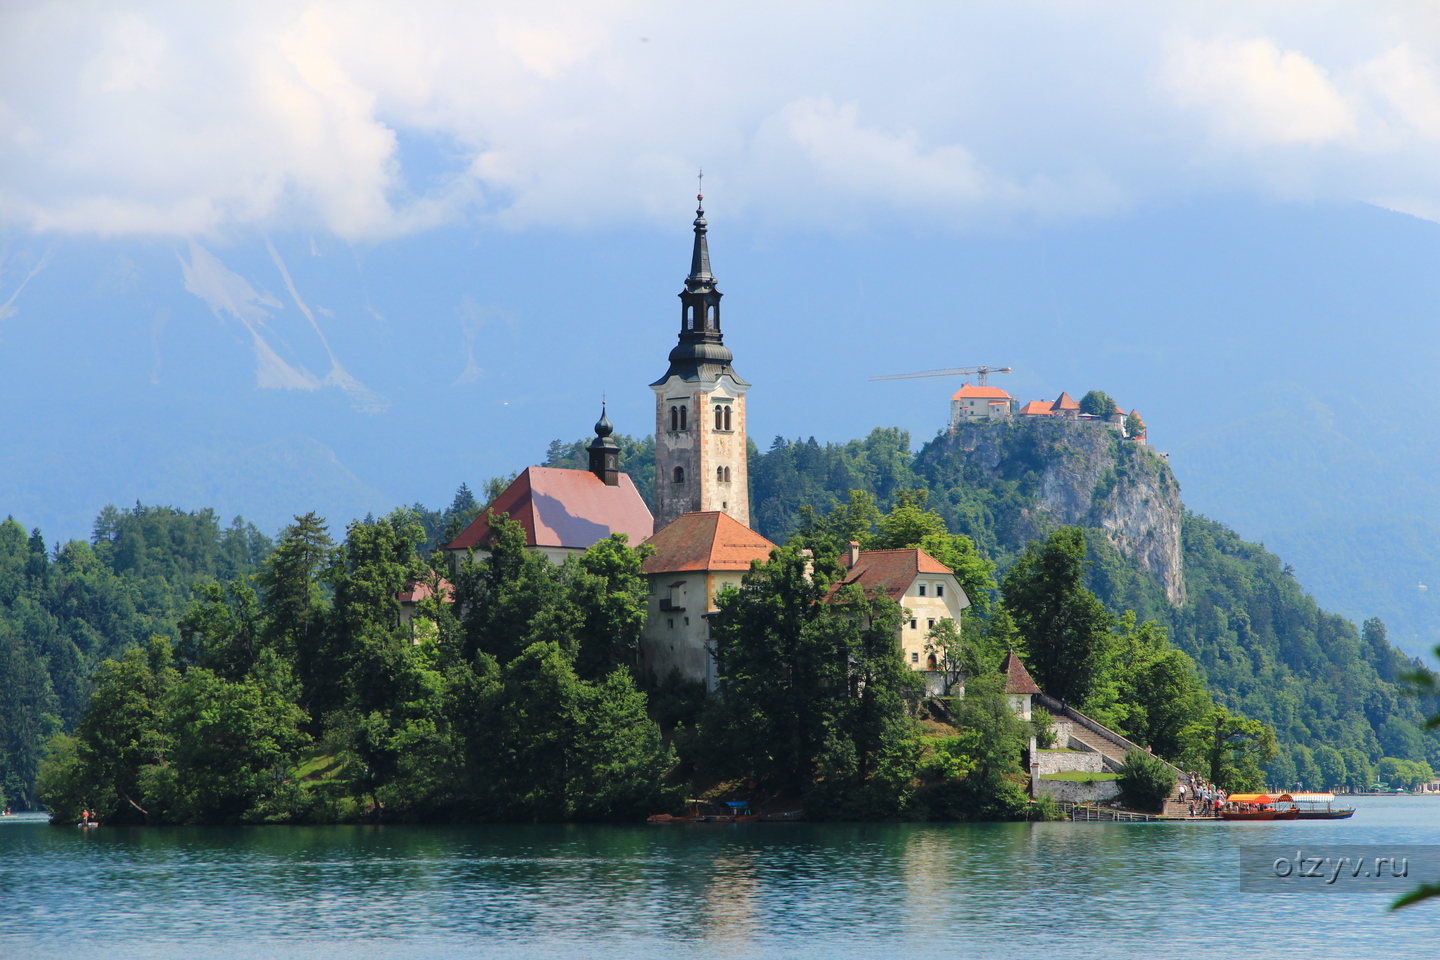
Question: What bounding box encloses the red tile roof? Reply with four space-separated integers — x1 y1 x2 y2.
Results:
397 578 453 604
1017 400 1054 416
1000 649 1041 694
643 512 776 573
1051 391 1079 411
952 383 1014 400
447 466 653 552
831 548 953 602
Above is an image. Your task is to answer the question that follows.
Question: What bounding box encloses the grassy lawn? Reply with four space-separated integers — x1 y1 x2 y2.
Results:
292 754 348 781
1039 771 1120 782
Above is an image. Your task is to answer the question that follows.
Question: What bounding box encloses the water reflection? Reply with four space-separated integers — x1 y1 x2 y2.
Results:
1 798 1436 959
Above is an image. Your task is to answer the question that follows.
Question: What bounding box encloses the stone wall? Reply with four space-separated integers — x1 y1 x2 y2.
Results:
1035 777 1122 805
1035 749 1107 776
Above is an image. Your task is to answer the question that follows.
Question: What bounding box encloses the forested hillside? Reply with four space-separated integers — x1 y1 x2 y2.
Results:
2 422 1435 811
0 507 270 807
553 425 1440 783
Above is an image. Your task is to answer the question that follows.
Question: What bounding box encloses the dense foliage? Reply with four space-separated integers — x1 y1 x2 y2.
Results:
36 511 674 824
8 417 1438 818
0 507 270 809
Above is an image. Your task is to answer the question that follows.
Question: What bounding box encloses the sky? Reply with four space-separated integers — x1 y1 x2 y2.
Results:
5 1 1440 655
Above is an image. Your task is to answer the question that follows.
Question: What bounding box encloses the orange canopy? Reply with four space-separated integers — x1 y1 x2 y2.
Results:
1226 793 1293 804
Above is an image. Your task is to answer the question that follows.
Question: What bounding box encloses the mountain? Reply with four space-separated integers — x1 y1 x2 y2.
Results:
3 198 1440 654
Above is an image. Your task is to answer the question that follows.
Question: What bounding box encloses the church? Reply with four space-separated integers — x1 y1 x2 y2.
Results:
448 190 966 689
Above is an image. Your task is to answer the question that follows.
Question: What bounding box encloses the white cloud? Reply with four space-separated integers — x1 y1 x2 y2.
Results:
1360 44 1440 141
4 2 1440 235
1164 36 1357 146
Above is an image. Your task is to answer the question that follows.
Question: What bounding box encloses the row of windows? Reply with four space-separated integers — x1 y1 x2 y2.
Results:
669 403 735 432
911 652 939 669
672 465 734 484
916 582 945 597
909 617 947 630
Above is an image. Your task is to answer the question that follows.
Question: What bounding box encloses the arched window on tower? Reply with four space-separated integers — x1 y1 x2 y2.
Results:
673 466 685 484
684 305 694 331
717 466 724 484
723 405 732 431
724 466 731 483
679 405 687 430
670 406 678 431
715 406 723 431
705 304 715 330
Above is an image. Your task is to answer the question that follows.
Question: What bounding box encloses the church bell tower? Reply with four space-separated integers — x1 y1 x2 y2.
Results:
651 191 750 530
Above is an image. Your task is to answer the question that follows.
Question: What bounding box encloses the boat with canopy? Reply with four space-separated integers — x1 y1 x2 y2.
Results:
1220 793 1300 820
1284 792 1356 819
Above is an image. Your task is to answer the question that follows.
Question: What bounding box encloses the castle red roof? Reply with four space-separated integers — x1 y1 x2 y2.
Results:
952 383 1014 401
831 548 954 603
1000 649 1041 694
1017 400 1054 416
643 512 776 573
1051 392 1080 411
447 467 653 552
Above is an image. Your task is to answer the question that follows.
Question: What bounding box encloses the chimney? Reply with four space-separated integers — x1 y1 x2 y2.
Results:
847 541 860 568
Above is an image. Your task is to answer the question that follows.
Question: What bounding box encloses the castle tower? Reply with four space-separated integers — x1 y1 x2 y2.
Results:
651 192 750 530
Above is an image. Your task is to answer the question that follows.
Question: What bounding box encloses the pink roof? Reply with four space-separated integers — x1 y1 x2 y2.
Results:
952 383 1013 401
448 466 653 552
1017 400 1054 416
397 578 454 604
1051 391 1080 411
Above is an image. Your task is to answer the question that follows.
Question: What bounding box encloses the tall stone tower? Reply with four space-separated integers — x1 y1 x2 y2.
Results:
651 193 751 530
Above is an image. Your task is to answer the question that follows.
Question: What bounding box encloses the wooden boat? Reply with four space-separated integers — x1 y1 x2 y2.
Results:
1286 792 1356 820
1220 793 1300 821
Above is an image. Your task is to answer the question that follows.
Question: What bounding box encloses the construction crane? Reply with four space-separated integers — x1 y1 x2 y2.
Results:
870 365 1013 386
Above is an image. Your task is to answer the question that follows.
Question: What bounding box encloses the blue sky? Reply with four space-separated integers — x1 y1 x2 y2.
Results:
4 2 1440 655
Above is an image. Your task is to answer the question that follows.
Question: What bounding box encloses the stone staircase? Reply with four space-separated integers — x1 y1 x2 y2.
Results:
1035 692 1216 819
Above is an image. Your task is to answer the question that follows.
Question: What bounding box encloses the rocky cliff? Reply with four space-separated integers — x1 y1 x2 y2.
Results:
919 419 1186 606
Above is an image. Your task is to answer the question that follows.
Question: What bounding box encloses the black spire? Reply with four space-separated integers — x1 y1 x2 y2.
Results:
587 403 620 486
651 189 749 386
689 194 713 282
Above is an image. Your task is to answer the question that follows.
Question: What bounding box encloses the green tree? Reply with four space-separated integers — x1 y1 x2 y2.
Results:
924 618 976 696
256 513 333 674
1079 390 1117 418
1001 527 1114 705
1180 705 1277 791
565 534 653 681
155 664 310 824
1117 749 1176 812
925 672 1031 820
1124 410 1146 437
704 546 922 799
1314 745 1349 791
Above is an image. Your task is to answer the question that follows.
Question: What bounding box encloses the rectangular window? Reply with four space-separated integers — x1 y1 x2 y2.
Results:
667 619 674 629
918 584 927 597
684 617 690 626
911 652 919 664
936 584 945 597
928 618 935 629
910 619 917 630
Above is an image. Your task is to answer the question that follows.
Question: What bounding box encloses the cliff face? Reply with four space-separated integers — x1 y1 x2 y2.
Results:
926 419 1186 606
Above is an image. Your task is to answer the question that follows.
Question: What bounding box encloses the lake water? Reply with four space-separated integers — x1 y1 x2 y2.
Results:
2 797 1437 959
